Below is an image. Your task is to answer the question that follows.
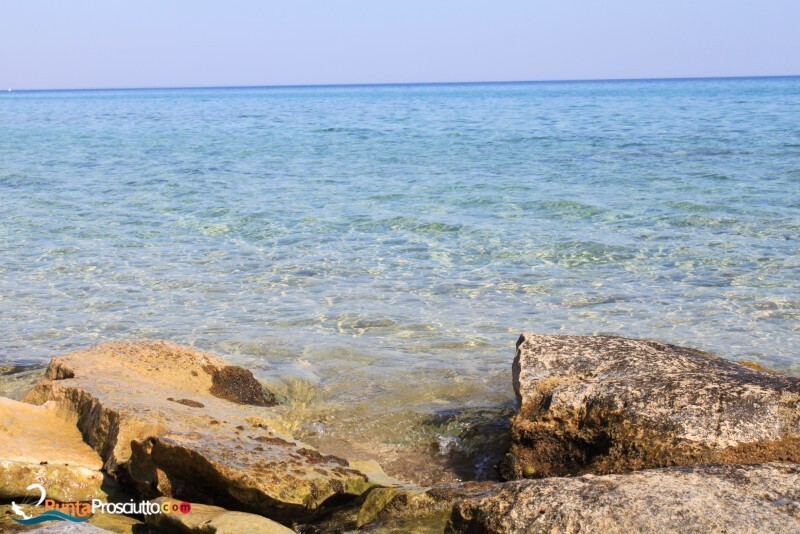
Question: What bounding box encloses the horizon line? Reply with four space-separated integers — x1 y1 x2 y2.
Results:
4 73 799 93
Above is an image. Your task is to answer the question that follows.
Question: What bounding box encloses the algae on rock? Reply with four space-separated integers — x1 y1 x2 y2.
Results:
502 333 800 479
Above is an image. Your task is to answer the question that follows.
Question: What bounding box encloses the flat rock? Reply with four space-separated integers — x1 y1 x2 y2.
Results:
24 341 374 523
0 397 105 502
502 334 800 478
145 497 293 533
448 463 800 533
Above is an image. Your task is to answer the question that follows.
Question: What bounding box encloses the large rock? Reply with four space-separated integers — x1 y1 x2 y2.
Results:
502 334 800 479
448 463 800 533
0 397 105 502
23 341 374 523
145 497 293 533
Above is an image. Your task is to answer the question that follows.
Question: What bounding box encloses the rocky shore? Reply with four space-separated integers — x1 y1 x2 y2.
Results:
1 335 799 533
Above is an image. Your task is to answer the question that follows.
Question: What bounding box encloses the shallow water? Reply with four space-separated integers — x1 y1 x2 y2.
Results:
2 78 800 477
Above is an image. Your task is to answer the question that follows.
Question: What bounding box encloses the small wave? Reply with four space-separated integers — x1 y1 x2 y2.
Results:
414 222 463 234
501 135 550 144
352 319 396 329
533 199 606 219
564 295 632 308
667 201 718 214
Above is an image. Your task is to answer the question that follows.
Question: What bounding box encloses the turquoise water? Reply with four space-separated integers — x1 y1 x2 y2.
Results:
1 78 799 413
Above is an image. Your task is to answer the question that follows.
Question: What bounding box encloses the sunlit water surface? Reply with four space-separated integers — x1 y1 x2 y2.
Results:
1 78 799 478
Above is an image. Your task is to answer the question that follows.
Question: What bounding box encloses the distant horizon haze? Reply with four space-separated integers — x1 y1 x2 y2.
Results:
3 74 800 93
2 1 799 91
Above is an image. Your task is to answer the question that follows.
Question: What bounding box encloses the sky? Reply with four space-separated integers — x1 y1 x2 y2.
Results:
1 0 799 90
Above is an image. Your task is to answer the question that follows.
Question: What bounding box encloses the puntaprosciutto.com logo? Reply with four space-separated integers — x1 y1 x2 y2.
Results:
12 483 191 525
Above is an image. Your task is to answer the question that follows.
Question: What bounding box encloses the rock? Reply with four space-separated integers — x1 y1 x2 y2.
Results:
502 334 800 479
0 502 144 534
29 525 114 533
0 367 46 401
23 341 374 523
86 510 146 533
357 487 441 528
348 459 407 488
0 397 105 502
357 483 493 531
145 497 293 533
0 364 42 376
447 462 800 533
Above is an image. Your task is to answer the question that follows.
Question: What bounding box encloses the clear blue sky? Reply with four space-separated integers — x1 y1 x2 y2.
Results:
1 0 799 90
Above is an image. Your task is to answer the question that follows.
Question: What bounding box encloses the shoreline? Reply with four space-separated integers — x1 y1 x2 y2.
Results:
2 334 799 532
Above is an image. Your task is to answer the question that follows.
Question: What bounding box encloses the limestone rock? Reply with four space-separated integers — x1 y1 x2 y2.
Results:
358 486 441 528
24 341 374 523
502 334 800 479
0 365 46 402
86 511 145 534
145 497 293 533
448 463 800 533
0 397 105 502
357 483 493 531
30 525 114 533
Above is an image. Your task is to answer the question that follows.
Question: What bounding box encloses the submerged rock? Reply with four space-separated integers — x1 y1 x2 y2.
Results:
23 340 374 523
0 367 46 401
0 397 105 502
502 334 800 479
146 497 293 533
448 463 800 533
0 364 42 376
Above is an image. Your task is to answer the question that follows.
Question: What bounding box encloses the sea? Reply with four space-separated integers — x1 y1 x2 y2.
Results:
1 77 799 475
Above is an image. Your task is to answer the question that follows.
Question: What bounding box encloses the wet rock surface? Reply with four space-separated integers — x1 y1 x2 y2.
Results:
0 397 106 502
289 404 514 488
23 340 374 523
145 497 293 533
448 462 800 533
502 333 800 479
0 367 46 402
357 482 494 532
